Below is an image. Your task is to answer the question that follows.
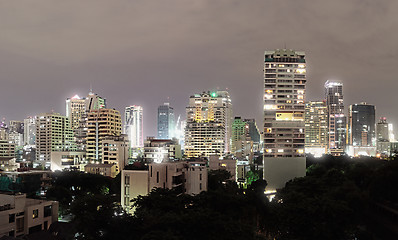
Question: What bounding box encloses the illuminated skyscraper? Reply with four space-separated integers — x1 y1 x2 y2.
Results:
377 117 389 141
86 109 122 162
9 121 23 134
348 103 375 147
325 80 346 155
184 91 232 158
231 117 247 154
305 101 328 157
157 103 175 139
66 95 86 131
376 117 390 155
35 113 76 168
24 116 36 146
124 106 144 148
86 92 106 111
231 117 255 159
263 49 306 190
66 91 106 150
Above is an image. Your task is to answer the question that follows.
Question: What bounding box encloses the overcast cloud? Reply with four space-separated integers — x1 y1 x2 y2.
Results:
0 0 397 136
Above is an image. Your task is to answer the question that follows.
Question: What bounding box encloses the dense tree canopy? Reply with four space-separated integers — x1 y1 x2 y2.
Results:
46 157 398 240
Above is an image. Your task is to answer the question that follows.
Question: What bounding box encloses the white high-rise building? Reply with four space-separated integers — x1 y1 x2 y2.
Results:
263 49 306 191
124 106 144 148
305 101 328 157
35 113 76 168
24 117 36 146
184 91 232 158
66 95 86 131
66 91 107 151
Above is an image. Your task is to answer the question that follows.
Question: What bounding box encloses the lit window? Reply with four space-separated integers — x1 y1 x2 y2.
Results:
33 209 39 219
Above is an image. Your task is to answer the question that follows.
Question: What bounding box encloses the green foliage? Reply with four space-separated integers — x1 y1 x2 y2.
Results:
246 170 260 185
46 170 114 217
207 169 232 191
131 188 259 240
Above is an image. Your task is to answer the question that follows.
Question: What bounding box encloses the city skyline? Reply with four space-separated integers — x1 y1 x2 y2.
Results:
0 1 398 137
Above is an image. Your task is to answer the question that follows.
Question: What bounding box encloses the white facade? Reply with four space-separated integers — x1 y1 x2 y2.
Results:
143 137 181 163
50 151 86 171
8 133 23 147
121 161 207 214
35 113 75 168
102 135 130 174
184 91 232 158
124 106 144 148
0 193 58 237
24 117 36 146
66 95 86 131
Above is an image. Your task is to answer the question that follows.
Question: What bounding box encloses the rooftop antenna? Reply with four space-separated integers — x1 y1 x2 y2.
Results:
284 42 287 49
89 83 93 95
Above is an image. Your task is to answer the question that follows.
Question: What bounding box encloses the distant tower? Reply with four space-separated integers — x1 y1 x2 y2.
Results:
305 101 328 157
348 103 375 147
35 113 76 168
66 91 107 150
184 91 232 158
377 118 389 141
86 109 122 162
157 103 175 139
325 80 346 155
85 91 106 112
124 106 144 148
66 95 86 131
263 49 306 190
376 117 390 155
24 116 36 146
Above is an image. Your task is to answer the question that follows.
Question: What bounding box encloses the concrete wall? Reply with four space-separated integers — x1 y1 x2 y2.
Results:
264 157 306 191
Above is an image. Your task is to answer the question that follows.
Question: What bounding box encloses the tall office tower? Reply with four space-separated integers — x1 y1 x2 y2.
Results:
243 119 261 143
231 117 247 153
124 106 144 148
305 101 328 157
157 103 175 139
184 91 232 158
85 91 106 112
24 117 36 146
66 91 106 150
263 49 306 191
388 123 395 142
35 113 76 168
66 95 86 131
9 121 24 134
325 80 346 155
377 118 389 141
243 119 261 154
348 103 376 147
376 117 390 155
232 117 254 159
0 120 8 140
86 109 122 162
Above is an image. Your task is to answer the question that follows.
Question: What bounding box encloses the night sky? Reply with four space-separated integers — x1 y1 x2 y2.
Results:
0 0 397 137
